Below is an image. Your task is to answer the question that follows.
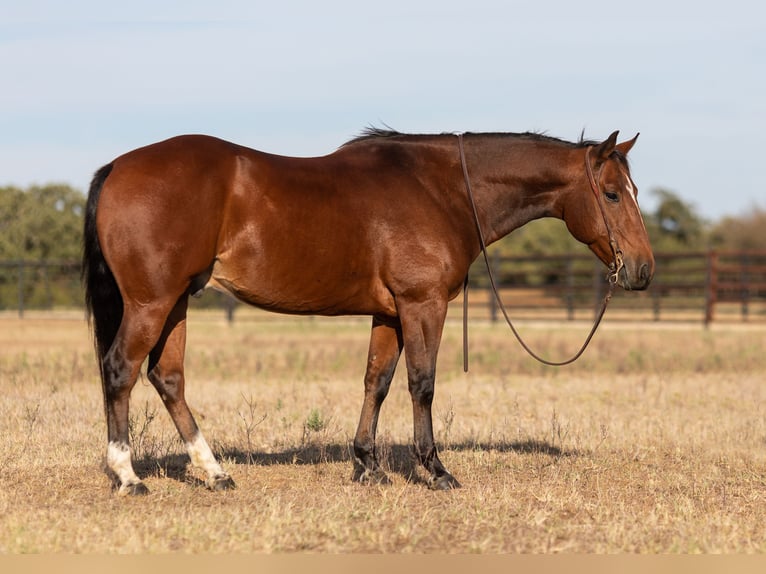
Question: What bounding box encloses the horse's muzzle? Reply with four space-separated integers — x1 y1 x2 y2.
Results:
618 260 654 291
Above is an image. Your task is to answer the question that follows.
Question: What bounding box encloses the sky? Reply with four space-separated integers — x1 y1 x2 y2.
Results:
1 0 764 221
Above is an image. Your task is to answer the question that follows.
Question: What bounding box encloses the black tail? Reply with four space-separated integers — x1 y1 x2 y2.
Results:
82 163 122 373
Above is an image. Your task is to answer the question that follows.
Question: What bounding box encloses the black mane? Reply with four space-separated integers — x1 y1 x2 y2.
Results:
344 126 600 149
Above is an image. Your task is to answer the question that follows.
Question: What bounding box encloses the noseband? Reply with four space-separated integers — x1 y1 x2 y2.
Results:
458 133 620 368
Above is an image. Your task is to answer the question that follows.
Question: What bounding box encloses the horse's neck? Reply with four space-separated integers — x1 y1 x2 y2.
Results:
464 142 575 245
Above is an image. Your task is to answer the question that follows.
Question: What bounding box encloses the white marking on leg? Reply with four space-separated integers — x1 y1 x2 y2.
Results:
186 432 228 486
107 441 142 494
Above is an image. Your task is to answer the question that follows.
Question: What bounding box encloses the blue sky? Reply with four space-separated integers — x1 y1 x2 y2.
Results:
1 0 763 220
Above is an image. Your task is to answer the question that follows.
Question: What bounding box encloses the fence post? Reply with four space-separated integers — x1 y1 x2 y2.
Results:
650 255 661 321
17 261 25 318
592 261 603 320
488 251 498 322
225 296 236 323
565 258 574 321
704 250 717 327
739 252 750 321
42 262 54 309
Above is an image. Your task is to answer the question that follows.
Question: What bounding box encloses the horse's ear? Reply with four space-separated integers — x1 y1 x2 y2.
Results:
593 131 620 164
616 133 640 156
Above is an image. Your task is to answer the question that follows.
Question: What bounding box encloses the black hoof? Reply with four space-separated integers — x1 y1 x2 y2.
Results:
119 481 149 496
207 474 236 491
428 473 461 491
352 466 391 485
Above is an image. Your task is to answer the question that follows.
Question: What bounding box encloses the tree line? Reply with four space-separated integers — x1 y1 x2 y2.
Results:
0 183 84 261
0 183 764 310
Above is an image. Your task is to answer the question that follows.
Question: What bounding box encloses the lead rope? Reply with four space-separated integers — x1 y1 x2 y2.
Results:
459 133 619 369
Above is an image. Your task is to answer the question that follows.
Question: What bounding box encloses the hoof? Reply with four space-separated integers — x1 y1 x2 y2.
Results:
352 466 391 485
118 481 150 496
206 474 236 491
428 473 461 491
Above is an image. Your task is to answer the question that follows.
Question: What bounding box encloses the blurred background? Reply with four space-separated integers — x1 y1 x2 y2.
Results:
1 1 764 321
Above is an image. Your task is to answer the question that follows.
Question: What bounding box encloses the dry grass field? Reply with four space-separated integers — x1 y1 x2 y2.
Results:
1 309 765 553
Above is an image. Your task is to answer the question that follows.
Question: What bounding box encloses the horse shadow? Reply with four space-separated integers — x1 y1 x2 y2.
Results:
133 439 576 487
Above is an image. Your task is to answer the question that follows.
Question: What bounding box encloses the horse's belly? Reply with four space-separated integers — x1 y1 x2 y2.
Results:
209 258 396 317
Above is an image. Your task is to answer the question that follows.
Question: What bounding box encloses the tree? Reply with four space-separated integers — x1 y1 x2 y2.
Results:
0 184 85 260
644 188 707 251
475 218 589 287
501 218 583 257
0 184 86 309
709 204 766 251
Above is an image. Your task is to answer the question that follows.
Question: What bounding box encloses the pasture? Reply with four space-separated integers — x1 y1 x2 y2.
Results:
1 310 765 553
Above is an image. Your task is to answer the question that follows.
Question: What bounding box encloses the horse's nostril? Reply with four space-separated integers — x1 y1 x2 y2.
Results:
639 263 650 283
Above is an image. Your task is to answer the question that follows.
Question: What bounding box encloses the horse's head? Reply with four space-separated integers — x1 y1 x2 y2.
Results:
563 131 654 290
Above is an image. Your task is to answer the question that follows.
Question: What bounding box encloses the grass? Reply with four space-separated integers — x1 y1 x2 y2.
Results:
1 310 765 552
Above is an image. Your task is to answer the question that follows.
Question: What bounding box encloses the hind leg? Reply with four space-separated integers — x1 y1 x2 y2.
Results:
147 296 234 491
102 301 176 495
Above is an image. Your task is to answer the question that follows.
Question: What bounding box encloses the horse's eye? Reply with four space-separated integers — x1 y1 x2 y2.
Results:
604 191 620 203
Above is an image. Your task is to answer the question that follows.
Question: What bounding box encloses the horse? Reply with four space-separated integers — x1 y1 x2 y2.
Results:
82 128 654 494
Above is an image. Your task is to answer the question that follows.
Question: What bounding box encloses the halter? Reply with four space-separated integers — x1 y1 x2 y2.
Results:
458 133 622 369
584 146 625 285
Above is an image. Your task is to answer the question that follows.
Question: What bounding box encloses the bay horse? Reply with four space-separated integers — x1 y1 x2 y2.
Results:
82 128 654 494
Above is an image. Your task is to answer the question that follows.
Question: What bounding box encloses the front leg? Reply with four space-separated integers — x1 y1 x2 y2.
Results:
408 370 461 490
399 296 461 490
352 316 403 485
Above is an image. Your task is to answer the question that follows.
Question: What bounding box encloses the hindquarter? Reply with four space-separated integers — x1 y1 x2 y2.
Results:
96 137 237 302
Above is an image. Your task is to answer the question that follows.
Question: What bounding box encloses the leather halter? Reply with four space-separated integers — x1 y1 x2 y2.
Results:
458 133 620 368
584 146 625 285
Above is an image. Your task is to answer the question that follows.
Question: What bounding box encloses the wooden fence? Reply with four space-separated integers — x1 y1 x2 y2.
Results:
461 250 766 325
1 251 765 324
0 260 81 318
